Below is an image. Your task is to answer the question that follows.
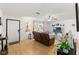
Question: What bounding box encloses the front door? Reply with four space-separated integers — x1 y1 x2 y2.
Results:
7 19 20 44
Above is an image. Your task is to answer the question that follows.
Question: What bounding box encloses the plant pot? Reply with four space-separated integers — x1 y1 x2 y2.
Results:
63 49 69 54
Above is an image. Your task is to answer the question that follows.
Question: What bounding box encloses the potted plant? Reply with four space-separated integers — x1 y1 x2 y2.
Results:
57 39 71 54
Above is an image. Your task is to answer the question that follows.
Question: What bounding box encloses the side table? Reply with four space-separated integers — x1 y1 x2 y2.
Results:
0 36 8 55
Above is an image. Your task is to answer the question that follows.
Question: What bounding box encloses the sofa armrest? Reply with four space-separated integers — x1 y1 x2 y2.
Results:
49 37 55 46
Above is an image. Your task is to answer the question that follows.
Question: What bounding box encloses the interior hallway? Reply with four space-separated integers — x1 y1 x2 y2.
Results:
8 39 56 55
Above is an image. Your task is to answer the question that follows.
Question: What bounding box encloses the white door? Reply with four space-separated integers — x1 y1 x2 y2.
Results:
8 20 19 43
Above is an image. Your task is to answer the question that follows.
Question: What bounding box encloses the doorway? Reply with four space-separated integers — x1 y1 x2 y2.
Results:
6 19 20 45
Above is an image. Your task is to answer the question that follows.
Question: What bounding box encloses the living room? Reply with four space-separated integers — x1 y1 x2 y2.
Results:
0 3 78 55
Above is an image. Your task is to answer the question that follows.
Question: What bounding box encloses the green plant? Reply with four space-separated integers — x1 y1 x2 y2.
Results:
60 41 70 50
58 40 70 52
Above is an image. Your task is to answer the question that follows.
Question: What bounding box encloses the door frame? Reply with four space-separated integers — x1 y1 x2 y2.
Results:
6 19 20 44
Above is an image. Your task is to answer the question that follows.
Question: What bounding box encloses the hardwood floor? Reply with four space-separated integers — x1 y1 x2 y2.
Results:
8 39 56 55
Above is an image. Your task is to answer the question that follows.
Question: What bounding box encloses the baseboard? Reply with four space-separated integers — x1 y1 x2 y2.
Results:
9 41 20 45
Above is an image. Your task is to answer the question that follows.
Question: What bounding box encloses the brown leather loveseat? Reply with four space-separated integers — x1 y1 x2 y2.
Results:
32 31 55 46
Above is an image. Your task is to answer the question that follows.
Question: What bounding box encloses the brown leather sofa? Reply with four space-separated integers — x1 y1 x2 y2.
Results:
32 31 55 46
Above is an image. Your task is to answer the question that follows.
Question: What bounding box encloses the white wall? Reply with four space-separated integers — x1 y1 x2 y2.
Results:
43 19 77 39
43 21 52 33
2 16 77 41
52 19 76 32
1 16 35 42
2 16 20 36
20 17 35 40
0 8 2 17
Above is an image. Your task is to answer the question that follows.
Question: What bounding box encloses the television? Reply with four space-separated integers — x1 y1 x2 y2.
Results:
53 27 62 34
75 3 79 31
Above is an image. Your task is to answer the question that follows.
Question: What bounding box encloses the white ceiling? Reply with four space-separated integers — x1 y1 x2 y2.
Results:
0 3 76 19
